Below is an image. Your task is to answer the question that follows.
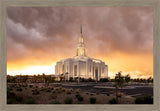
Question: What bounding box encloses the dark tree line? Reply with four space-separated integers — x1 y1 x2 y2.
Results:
7 73 153 84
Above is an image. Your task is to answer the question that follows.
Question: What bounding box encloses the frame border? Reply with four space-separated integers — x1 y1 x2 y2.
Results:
0 0 160 111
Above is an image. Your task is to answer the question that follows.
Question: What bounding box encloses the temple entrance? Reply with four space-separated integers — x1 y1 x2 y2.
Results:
74 65 77 76
95 67 98 81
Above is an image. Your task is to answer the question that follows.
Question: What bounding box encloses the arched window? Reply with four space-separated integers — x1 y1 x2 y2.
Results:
102 67 104 73
74 65 77 76
62 64 64 73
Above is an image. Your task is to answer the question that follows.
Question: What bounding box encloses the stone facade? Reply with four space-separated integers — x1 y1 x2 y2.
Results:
55 24 108 81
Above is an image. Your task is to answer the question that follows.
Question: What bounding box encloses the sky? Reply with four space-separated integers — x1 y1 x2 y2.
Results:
7 7 153 78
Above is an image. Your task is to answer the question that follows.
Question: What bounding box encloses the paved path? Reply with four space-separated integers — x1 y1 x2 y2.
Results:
50 83 153 97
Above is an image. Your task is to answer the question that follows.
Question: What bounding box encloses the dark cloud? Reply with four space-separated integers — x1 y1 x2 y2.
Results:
7 7 153 62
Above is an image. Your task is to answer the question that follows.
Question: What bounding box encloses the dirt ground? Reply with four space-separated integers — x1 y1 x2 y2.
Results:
7 83 135 104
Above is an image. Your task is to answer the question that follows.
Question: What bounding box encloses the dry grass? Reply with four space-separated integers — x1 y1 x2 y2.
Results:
7 84 135 104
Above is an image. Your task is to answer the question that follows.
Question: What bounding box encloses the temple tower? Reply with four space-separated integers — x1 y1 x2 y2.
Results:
76 24 87 56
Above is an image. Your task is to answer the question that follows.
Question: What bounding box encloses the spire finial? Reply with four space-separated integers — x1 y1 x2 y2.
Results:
80 22 82 34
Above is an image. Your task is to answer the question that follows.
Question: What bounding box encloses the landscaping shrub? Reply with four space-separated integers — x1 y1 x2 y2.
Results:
70 88 73 92
135 96 153 104
7 90 15 98
7 87 13 92
100 78 109 82
22 85 27 87
106 93 110 96
7 98 18 104
46 89 51 92
75 94 80 98
16 87 22 91
75 101 83 104
55 88 59 91
29 85 33 88
12 84 17 87
75 91 79 94
62 88 65 92
57 90 62 93
109 98 118 104
8 97 23 104
24 97 35 104
7 90 23 104
90 93 94 96
15 96 23 102
40 87 46 91
77 96 83 102
52 91 56 93
51 94 57 99
32 89 40 95
118 93 122 98
88 78 95 82
69 77 73 82
64 97 73 104
51 101 61 104
75 94 83 102
66 90 71 94
75 88 81 94
90 97 96 104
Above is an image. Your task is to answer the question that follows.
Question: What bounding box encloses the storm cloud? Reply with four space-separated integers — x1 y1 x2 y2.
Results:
7 7 153 77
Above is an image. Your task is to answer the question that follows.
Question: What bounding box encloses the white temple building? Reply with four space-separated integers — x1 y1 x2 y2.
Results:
55 24 108 81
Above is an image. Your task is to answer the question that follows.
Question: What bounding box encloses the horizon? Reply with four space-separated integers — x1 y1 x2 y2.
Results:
6 73 153 79
7 7 153 79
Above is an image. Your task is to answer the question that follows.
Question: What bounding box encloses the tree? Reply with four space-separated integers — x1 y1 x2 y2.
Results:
22 75 28 85
147 77 153 83
33 74 37 83
69 77 73 82
51 76 56 82
19 74 22 84
42 73 46 83
124 74 131 83
136 78 140 82
37 74 41 83
88 78 94 82
7 75 16 83
100 78 109 82
140 78 146 83
114 71 125 103
46 75 52 86
81 78 85 82
60 74 64 82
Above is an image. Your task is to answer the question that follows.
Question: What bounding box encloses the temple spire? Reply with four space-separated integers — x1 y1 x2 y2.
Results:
81 23 82 35
79 23 84 43
76 23 86 56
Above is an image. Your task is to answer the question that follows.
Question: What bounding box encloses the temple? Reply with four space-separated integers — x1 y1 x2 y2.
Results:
55 24 108 81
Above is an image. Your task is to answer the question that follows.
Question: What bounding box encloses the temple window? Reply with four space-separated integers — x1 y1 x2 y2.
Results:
74 65 77 76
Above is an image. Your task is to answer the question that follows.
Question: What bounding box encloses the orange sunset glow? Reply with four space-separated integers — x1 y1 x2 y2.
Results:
7 7 153 78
